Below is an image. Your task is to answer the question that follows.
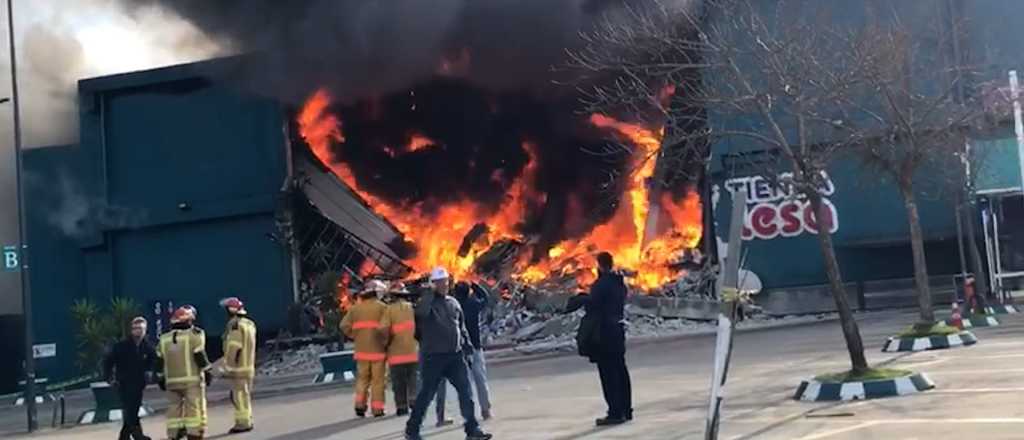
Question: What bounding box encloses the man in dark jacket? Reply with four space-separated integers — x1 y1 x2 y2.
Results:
104 317 158 440
436 282 493 422
405 267 492 440
585 252 633 426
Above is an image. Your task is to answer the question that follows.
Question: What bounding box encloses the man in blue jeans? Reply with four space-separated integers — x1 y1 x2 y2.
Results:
405 268 492 440
435 282 493 423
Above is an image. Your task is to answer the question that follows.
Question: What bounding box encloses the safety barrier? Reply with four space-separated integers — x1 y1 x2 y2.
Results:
313 350 356 384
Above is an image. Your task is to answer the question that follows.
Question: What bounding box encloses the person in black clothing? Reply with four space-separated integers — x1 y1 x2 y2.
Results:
104 317 158 440
583 252 633 426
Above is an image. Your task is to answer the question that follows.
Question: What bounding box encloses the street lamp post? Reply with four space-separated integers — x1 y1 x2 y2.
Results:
5 0 35 432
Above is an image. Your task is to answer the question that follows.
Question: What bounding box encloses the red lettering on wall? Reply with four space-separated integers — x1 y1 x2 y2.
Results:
779 201 802 236
750 204 779 239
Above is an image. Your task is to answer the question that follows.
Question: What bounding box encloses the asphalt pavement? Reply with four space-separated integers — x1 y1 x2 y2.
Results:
7 309 1024 439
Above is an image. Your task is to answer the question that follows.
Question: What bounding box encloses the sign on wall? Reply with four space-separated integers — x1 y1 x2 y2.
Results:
3 246 18 272
722 172 839 240
149 300 177 342
32 343 56 359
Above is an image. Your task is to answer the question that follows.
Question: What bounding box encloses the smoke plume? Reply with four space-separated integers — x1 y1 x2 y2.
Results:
115 0 634 103
0 0 219 312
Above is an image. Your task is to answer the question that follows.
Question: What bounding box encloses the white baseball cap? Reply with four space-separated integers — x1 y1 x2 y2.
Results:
429 267 450 281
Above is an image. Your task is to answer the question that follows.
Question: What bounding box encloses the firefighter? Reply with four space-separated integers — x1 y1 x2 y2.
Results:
341 279 390 417
382 282 419 416
155 307 213 440
219 297 257 434
180 304 209 428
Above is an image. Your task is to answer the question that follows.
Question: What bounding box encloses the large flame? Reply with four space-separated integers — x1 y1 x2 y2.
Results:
298 88 703 291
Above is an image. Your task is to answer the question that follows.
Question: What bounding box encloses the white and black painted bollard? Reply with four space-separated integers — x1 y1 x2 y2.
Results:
77 382 154 425
313 350 356 384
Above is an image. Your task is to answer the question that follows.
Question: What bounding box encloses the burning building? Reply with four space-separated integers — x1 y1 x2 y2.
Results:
295 77 704 291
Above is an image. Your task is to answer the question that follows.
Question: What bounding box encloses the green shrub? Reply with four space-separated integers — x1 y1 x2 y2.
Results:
898 322 960 339
70 297 141 376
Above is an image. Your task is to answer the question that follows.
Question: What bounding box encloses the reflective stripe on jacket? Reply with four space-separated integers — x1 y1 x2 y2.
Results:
340 299 388 361
158 328 206 389
382 300 418 365
222 316 257 379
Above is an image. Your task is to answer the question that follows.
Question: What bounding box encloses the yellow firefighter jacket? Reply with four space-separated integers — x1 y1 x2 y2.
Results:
158 326 210 390
382 300 418 365
340 298 388 362
222 315 257 379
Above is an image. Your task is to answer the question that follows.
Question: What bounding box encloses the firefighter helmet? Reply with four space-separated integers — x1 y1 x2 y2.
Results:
219 297 247 315
170 307 194 324
390 281 412 295
181 304 197 321
362 279 388 297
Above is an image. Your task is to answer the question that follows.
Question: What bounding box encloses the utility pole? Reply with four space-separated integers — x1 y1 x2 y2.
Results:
6 0 35 431
704 190 745 440
1012 71 1024 214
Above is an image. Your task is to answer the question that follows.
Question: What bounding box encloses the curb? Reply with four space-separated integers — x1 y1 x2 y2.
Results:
794 372 934 401
946 316 1000 330
882 331 978 352
984 305 1019 315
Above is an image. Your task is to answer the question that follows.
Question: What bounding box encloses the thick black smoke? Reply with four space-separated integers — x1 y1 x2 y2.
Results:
117 0 632 104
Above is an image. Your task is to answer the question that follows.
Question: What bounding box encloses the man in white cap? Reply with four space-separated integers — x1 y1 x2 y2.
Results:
405 267 491 440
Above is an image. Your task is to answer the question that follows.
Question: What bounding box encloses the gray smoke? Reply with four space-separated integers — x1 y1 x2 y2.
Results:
116 0 635 103
41 170 147 240
0 0 219 313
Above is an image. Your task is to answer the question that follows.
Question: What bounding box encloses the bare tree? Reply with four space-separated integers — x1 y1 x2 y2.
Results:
569 0 892 373
839 12 989 327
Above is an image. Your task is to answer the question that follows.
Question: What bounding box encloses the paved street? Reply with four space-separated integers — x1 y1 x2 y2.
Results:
10 310 1024 439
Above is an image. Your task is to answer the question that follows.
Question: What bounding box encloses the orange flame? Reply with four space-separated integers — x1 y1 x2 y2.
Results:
337 280 352 313
298 89 530 280
407 133 436 152
298 88 703 291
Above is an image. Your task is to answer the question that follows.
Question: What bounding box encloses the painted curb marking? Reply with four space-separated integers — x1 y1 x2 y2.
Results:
313 370 356 385
78 405 155 425
946 316 1000 329
795 373 935 402
984 305 1019 315
882 331 978 353
12 394 54 406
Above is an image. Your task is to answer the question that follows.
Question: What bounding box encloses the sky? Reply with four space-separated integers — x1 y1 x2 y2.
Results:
0 0 222 314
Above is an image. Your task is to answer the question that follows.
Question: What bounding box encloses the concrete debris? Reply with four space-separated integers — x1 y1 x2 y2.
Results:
257 343 327 377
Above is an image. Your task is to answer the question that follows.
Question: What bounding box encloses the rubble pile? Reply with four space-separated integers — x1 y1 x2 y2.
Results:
257 343 327 377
